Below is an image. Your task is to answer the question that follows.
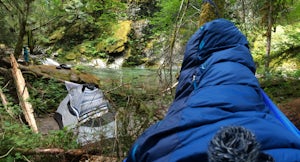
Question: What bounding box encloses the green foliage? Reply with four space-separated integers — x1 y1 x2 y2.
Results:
0 17 17 45
293 69 300 78
0 1 30 46
271 24 300 56
42 129 78 149
259 0 293 26
0 121 78 161
28 78 67 114
104 80 173 154
76 41 109 58
61 0 125 34
260 75 300 104
251 22 300 73
150 0 182 34
63 0 94 25
287 0 300 22
123 55 146 67
37 0 127 59
1 121 42 150
0 76 78 161
148 0 201 35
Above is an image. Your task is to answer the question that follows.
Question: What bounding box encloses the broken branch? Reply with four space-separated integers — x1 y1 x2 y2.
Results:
10 54 38 133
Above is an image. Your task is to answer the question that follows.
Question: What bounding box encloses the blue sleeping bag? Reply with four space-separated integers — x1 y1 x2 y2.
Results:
125 19 300 162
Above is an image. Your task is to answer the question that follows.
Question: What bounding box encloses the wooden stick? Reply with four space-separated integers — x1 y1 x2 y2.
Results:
0 87 15 118
10 54 38 133
13 148 120 161
14 148 85 156
0 88 8 107
14 148 88 156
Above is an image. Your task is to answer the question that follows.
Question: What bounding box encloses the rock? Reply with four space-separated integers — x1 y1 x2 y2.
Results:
36 114 60 135
96 20 132 54
65 52 78 60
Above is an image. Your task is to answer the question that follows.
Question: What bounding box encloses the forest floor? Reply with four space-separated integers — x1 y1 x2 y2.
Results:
278 97 300 129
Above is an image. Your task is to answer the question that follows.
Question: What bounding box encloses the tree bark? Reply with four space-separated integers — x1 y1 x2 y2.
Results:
14 148 85 156
14 13 27 58
265 1 273 74
13 0 32 58
1 56 100 85
10 54 38 133
199 0 224 26
0 88 15 118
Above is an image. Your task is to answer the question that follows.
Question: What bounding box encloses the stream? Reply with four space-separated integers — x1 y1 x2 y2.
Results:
83 67 179 91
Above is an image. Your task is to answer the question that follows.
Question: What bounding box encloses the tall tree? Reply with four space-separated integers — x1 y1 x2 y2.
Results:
0 0 34 58
260 0 292 73
15 0 34 58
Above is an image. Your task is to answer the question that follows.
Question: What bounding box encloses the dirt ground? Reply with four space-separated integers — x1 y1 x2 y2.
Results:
36 114 60 135
278 97 300 129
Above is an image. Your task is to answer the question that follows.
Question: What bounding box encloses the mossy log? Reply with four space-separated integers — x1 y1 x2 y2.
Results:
1 56 101 86
20 65 101 86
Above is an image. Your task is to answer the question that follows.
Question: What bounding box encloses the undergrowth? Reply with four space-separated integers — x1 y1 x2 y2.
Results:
259 74 300 104
0 73 173 161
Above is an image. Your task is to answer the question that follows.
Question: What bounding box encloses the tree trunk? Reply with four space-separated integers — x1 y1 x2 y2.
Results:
265 1 273 74
199 0 224 26
27 30 35 54
14 17 27 58
13 0 32 58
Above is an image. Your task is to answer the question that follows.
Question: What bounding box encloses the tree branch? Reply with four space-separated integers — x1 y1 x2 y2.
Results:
31 16 62 31
0 0 11 12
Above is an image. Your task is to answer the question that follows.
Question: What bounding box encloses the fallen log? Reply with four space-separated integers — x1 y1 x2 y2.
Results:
14 148 86 156
1 56 101 86
12 148 120 162
10 54 38 133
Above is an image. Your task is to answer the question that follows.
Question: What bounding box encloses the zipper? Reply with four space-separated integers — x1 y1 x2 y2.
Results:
192 74 197 89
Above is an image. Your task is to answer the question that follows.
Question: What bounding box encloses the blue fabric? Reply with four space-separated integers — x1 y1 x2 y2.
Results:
125 19 300 162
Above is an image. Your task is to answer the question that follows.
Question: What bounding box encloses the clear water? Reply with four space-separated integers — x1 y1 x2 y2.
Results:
84 67 167 90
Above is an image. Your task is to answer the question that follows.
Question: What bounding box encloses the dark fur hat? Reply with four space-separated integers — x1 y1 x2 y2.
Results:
208 126 274 162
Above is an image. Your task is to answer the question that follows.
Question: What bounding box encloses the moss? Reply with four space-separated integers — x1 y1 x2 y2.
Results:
65 52 78 60
199 1 224 26
96 20 132 54
56 48 64 55
49 27 66 43
78 45 87 54
128 0 152 3
27 65 100 86
96 41 106 52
